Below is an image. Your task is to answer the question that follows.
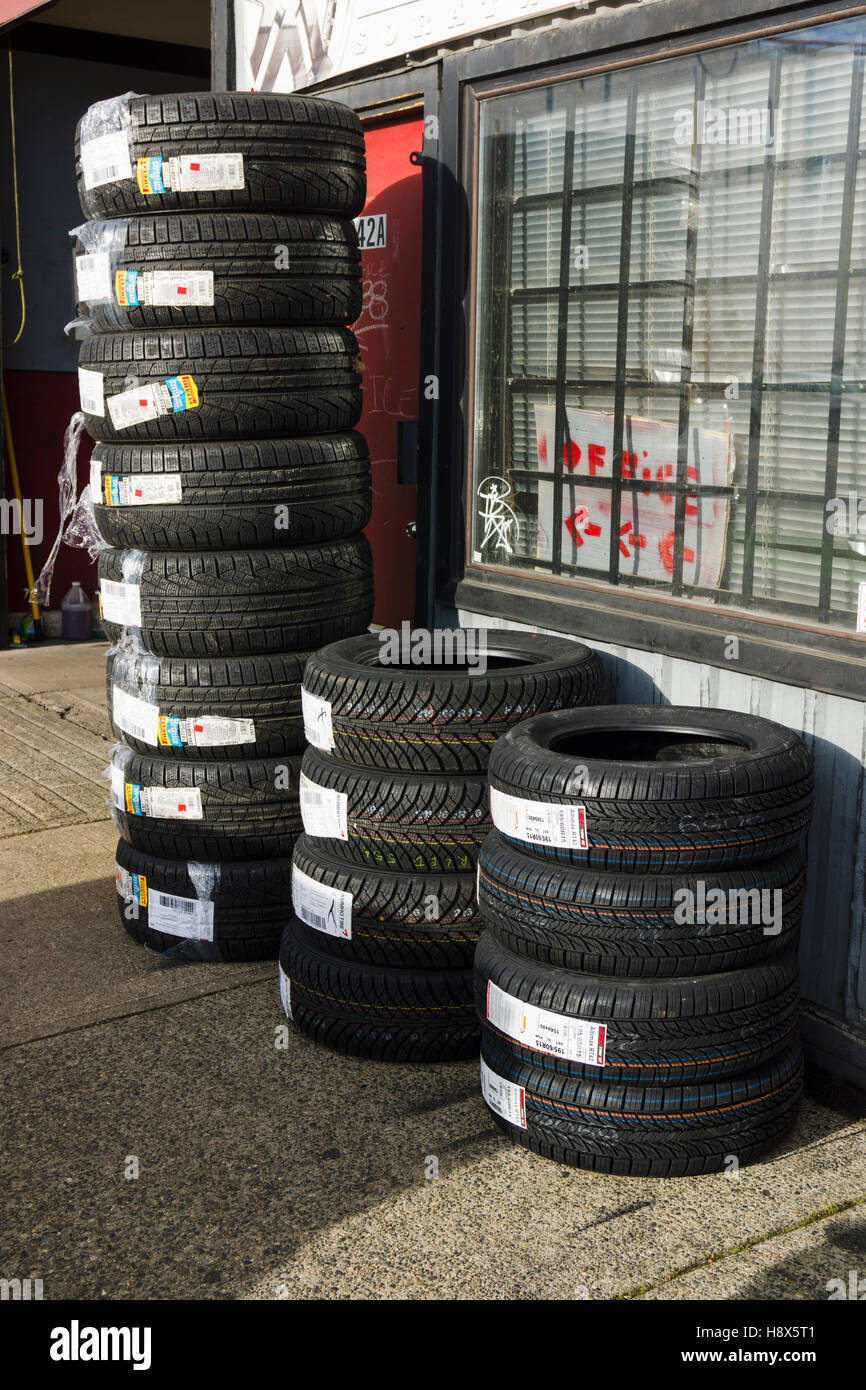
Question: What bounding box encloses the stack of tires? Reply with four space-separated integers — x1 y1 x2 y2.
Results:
476 706 815 1175
71 91 374 960
277 632 605 1060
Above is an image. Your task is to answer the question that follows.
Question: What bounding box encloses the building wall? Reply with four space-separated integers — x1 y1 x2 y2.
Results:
458 606 866 1088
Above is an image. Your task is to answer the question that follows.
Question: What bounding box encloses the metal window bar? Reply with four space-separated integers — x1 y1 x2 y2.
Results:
551 98 577 576
740 52 783 601
818 46 865 619
671 68 708 597
607 81 639 585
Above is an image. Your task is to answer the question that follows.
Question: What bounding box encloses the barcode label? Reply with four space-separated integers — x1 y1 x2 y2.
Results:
112 684 159 745
102 474 183 507
486 979 607 1067
76 252 112 302
100 578 141 628
80 130 133 190
301 688 334 750
292 865 352 939
120 783 203 820
116 269 214 308
490 786 588 851
78 367 104 416
299 772 348 840
167 153 244 191
149 887 214 940
480 1057 526 1129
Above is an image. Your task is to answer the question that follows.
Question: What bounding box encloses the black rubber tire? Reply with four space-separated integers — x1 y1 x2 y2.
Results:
76 91 365 219
110 745 302 861
480 1032 803 1176
478 830 804 977
474 930 799 1084
115 838 292 961
488 706 814 872
299 746 490 875
75 212 361 330
291 834 480 969
300 630 604 772
98 538 374 658
107 645 311 761
91 435 371 550
279 919 479 1063
79 327 362 443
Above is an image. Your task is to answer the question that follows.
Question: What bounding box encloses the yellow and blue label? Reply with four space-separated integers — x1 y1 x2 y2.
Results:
115 270 141 307
166 375 199 412
136 156 166 195
157 716 184 747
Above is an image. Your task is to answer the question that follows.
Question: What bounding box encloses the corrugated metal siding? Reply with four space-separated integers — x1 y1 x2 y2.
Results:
458 608 866 1039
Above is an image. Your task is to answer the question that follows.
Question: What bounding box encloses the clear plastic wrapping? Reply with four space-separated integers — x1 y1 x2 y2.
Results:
78 93 137 192
33 412 107 607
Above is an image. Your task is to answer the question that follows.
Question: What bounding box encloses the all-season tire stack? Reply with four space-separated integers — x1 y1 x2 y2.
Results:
71 90 372 959
476 706 814 1175
278 631 604 1060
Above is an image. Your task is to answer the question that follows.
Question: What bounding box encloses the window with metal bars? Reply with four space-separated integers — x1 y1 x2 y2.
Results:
470 16 866 636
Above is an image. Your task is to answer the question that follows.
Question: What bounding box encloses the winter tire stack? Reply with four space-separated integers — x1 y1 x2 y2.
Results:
476 705 814 1175
71 91 373 961
278 631 605 1061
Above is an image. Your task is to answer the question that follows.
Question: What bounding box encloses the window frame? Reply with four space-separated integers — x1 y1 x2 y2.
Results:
444 0 866 699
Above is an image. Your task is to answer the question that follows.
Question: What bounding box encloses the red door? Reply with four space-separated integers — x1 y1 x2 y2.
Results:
354 111 423 628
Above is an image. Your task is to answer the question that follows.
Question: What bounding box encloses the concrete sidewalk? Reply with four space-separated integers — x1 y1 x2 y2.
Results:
1 641 864 1301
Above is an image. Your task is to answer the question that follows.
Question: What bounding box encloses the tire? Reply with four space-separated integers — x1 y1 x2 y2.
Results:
115 839 293 961
279 919 479 1063
474 930 799 1084
74 212 362 331
291 834 480 969
478 830 803 977
79 326 362 443
488 706 814 872
76 91 365 219
299 746 490 875
480 1033 803 1176
107 644 311 761
300 630 604 772
110 745 302 861
98 538 374 658
91 435 371 550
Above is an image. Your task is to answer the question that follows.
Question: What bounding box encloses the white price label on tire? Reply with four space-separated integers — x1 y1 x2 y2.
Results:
301 688 334 750
486 979 607 1067
107 381 172 430
148 889 214 940
168 153 244 191
490 787 588 850
120 783 203 819
112 685 159 745
138 270 214 306
279 963 293 1019
76 252 112 302
100 578 141 627
480 1057 526 1129
292 865 352 939
103 474 183 506
299 772 348 840
78 367 104 416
